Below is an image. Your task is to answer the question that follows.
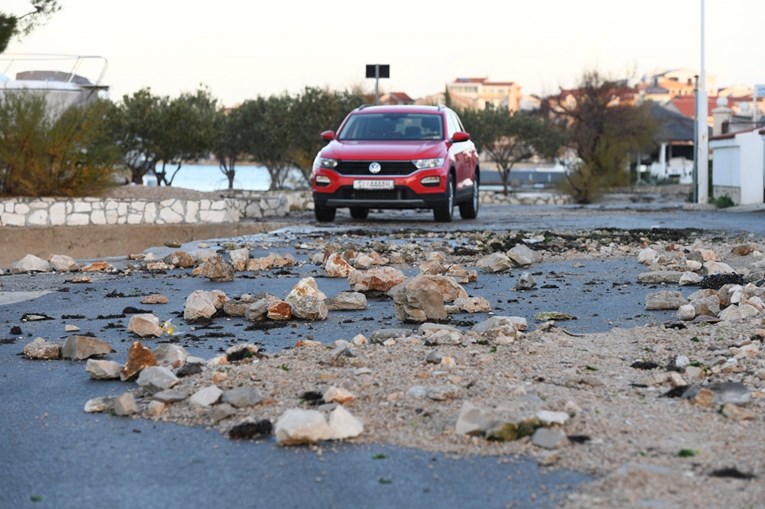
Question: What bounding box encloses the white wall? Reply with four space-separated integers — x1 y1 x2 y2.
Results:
711 130 765 205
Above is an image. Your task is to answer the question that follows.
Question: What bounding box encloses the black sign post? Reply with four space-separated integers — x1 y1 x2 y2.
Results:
365 64 390 105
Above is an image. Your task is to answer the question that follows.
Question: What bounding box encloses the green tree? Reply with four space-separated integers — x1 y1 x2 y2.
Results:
459 107 565 195
247 95 293 191
287 86 363 184
0 92 119 196
110 88 165 184
213 103 253 190
153 87 218 186
0 1 60 53
552 70 656 203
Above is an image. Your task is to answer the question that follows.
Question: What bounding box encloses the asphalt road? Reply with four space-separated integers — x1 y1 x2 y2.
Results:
1 200 764 509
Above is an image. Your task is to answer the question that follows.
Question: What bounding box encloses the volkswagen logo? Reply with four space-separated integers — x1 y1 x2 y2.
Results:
368 162 382 174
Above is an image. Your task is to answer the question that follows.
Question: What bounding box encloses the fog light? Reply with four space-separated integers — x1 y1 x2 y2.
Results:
421 176 441 187
315 175 331 186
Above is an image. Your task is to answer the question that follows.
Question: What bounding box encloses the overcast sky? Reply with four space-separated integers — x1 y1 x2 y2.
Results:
4 0 764 106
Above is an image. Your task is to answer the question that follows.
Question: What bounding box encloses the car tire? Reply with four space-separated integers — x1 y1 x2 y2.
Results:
314 205 336 222
433 174 454 223
350 207 369 219
459 178 479 219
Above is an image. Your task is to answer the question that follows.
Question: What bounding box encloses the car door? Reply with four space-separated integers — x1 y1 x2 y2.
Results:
446 110 477 192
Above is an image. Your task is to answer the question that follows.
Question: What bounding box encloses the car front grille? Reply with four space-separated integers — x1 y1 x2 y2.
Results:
336 187 420 201
335 161 417 176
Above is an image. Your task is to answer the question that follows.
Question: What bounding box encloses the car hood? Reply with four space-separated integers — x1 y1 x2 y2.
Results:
321 140 444 161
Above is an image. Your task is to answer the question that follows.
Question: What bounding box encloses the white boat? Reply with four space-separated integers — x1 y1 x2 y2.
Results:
0 54 109 111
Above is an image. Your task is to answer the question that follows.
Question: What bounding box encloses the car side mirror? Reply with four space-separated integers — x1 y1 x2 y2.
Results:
451 131 470 143
321 130 336 141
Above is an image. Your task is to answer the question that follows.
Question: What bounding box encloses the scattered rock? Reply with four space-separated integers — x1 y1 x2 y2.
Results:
85 359 122 380
22 338 60 360
136 366 179 394
325 253 354 278
222 387 263 408
228 247 250 271
267 300 292 321
10 254 52 273
82 261 112 272
61 335 111 360
536 410 570 426
163 250 195 269
84 397 113 413
645 291 687 311
112 392 138 416
534 311 576 321
285 277 328 321
274 409 331 445
326 292 367 311
455 401 499 436
121 341 157 380
638 271 684 284
508 244 541 266
199 255 235 282
127 313 164 337
476 253 513 273
48 254 79 272
731 244 757 256
515 272 537 290
323 386 355 404
141 294 170 305
153 344 187 370
531 427 568 449
390 274 468 322
327 405 364 440
189 385 223 408
348 267 407 295
677 304 696 321
184 290 220 321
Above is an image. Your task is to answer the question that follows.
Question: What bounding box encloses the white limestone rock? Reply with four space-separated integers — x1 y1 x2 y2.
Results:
275 409 331 445
128 313 164 338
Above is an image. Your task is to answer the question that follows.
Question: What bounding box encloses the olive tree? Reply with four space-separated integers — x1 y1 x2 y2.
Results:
247 95 293 191
459 107 565 195
551 70 656 203
213 103 254 190
153 87 218 186
110 88 165 184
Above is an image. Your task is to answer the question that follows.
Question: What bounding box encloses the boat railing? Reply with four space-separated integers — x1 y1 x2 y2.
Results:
0 54 108 86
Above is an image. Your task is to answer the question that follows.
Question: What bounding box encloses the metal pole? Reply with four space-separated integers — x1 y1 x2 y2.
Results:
375 66 380 105
696 0 709 204
693 75 699 204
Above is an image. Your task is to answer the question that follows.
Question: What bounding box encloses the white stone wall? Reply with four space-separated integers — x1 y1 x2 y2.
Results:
0 193 290 228
0 190 573 227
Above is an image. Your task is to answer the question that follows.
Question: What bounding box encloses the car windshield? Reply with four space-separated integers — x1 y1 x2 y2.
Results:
338 113 443 141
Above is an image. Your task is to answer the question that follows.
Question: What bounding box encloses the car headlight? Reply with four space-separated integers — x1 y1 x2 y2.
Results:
420 176 441 187
318 157 338 169
412 158 445 169
315 175 331 186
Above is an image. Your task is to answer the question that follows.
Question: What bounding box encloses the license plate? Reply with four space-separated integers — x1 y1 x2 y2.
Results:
353 179 394 190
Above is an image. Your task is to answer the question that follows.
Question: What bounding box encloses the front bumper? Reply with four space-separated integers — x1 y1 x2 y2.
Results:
312 169 446 209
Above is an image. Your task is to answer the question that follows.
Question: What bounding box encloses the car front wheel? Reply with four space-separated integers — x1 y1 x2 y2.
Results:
459 179 479 219
433 174 454 223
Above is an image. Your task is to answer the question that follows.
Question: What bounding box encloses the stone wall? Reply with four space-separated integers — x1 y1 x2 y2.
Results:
713 185 741 205
0 193 291 228
0 189 572 228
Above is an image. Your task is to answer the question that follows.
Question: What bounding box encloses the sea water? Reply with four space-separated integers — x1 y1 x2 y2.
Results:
147 164 306 191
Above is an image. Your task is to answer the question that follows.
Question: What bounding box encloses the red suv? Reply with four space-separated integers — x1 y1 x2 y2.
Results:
311 105 479 222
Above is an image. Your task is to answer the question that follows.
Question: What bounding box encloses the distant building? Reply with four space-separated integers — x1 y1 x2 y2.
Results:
637 68 717 102
446 77 522 112
380 91 414 105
